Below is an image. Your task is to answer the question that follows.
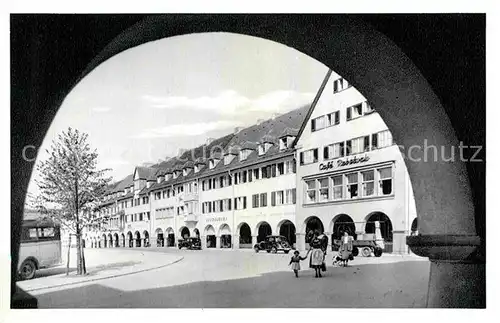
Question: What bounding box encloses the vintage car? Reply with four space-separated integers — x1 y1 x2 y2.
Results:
254 235 292 254
178 237 202 250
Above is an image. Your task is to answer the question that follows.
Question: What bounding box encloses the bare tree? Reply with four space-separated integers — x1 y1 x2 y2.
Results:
33 127 112 275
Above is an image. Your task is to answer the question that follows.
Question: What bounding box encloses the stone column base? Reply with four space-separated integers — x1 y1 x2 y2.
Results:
407 234 484 308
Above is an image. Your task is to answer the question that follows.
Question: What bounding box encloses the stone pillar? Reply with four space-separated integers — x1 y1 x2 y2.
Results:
216 235 221 249
252 235 258 247
296 233 306 251
374 221 385 249
392 230 409 254
201 235 207 249
233 234 240 249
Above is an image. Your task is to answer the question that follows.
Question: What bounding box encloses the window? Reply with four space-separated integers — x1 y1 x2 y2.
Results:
319 178 329 202
300 148 318 165
261 166 269 179
285 188 296 204
365 102 374 113
285 160 295 174
324 142 345 160
252 194 259 208
306 180 317 203
258 145 265 156
242 171 247 183
329 111 340 125
350 136 365 155
333 78 350 93
373 130 393 149
38 227 55 239
379 167 393 195
362 170 375 197
260 193 268 207
346 173 359 199
253 168 260 180
279 137 290 150
276 162 285 176
240 149 251 161
332 175 343 200
276 190 284 205
311 115 326 132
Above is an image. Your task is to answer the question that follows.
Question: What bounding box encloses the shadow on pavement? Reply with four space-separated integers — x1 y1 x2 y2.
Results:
34 261 141 279
34 260 429 308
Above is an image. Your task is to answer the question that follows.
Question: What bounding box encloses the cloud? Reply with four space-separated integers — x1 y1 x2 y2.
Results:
141 90 314 116
92 106 112 113
142 90 249 115
131 120 244 139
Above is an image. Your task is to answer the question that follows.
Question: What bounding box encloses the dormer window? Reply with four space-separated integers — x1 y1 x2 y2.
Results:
157 174 165 184
209 159 219 170
258 144 265 156
240 149 251 161
194 165 200 173
279 137 289 150
173 171 180 179
165 172 173 181
224 154 235 165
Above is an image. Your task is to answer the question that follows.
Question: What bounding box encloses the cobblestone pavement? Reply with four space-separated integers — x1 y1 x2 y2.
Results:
29 247 430 308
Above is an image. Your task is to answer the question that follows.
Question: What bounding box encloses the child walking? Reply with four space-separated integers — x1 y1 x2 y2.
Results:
289 249 310 278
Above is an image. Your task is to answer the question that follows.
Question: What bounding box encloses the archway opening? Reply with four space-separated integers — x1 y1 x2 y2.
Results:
365 212 394 252
193 228 200 239
166 228 175 247
305 216 324 243
155 228 164 247
134 231 141 248
205 225 216 248
108 233 113 248
127 232 133 248
113 233 119 247
257 222 272 243
102 234 107 248
180 227 190 239
121 233 126 247
219 224 231 248
238 223 252 248
279 220 296 247
331 214 357 250
411 218 418 236
143 230 150 247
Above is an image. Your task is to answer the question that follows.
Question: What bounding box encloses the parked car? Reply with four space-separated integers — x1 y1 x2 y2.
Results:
178 237 202 250
254 235 292 254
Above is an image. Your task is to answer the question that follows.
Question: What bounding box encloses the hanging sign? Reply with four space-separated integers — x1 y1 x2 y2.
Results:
319 154 370 171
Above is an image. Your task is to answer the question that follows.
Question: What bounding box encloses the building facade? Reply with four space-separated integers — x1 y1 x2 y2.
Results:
86 70 417 254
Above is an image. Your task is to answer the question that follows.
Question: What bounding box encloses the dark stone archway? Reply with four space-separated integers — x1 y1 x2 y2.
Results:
10 15 484 308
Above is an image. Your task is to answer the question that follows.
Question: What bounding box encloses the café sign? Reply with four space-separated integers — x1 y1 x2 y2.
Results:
319 155 370 171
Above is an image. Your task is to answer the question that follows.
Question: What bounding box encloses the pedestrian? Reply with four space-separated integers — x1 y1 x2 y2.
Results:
289 249 310 278
339 232 353 267
309 230 327 278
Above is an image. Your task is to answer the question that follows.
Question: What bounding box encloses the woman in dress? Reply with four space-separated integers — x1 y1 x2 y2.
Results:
339 232 353 267
309 230 327 277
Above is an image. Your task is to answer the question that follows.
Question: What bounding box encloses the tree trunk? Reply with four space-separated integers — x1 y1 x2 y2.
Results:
81 238 87 274
76 232 82 275
66 234 71 275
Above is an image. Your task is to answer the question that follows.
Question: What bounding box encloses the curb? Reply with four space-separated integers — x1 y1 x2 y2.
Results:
22 256 184 293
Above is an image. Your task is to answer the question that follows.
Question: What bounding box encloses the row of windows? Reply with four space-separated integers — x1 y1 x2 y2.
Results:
304 166 393 204
21 226 60 243
300 130 393 165
311 101 374 134
155 207 175 219
202 160 297 191
125 212 151 223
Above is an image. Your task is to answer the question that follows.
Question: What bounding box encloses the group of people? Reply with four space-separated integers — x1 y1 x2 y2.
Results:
288 230 353 278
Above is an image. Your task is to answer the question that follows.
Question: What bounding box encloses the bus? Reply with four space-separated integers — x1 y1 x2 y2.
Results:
18 218 62 280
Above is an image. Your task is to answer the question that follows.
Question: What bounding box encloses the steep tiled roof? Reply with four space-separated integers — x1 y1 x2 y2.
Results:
195 157 206 165
241 141 258 150
279 127 299 138
135 166 157 180
183 161 194 168
111 104 310 195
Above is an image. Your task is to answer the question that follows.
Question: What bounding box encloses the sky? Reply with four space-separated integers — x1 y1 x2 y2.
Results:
27 32 329 197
